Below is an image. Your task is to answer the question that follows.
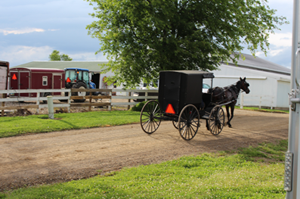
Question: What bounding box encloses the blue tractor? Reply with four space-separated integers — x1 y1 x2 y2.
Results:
65 68 99 102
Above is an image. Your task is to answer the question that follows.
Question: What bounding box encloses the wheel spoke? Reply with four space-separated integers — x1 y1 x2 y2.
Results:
178 104 199 140
140 100 161 134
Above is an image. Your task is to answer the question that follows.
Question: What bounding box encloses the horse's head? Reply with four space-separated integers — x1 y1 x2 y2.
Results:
239 77 250 94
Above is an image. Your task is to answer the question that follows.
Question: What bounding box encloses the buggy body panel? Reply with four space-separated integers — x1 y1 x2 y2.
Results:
159 70 214 115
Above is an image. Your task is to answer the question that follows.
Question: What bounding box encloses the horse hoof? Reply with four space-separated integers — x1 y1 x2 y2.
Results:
227 122 232 128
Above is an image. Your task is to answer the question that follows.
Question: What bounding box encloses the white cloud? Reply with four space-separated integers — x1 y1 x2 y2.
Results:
0 28 45 35
48 29 59 32
70 52 108 61
0 45 53 66
268 32 292 47
269 49 284 56
255 51 264 57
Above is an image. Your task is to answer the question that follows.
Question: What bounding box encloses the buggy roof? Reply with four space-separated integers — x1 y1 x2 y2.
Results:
160 70 214 78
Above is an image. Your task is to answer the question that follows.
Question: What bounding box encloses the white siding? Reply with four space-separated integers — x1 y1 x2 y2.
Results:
277 81 290 108
205 64 290 108
0 66 7 90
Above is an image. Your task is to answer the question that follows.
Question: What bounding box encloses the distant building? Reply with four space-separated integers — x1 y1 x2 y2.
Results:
11 61 116 90
14 54 291 108
204 53 291 109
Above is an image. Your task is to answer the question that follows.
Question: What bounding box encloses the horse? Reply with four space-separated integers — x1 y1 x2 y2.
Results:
207 77 250 128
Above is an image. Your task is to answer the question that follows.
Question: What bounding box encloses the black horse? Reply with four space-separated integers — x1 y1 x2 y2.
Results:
208 77 250 128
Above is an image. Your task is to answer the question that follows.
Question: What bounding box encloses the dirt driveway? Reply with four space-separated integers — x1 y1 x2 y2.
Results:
0 109 289 191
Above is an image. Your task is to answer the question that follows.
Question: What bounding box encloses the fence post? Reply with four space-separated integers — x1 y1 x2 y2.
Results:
67 90 71 113
127 91 131 110
47 96 54 119
89 91 92 112
109 91 112 111
1 93 4 116
259 96 262 109
145 91 148 101
240 93 244 109
36 91 40 114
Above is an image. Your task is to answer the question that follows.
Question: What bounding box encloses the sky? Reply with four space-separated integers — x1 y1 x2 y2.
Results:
0 0 294 68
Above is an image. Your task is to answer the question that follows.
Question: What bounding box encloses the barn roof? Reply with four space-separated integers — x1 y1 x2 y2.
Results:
12 53 291 76
11 61 108 72
226 53 291 75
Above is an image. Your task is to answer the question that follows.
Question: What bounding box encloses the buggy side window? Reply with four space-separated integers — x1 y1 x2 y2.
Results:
42 76 48 86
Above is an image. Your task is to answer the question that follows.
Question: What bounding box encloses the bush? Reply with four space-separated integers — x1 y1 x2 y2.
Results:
130 101 147 112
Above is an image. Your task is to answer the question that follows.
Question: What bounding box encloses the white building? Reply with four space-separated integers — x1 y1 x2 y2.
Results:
204 54 291 109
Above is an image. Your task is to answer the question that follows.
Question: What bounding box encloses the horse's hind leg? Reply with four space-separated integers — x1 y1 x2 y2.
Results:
206 119 210 130
225 105 231 127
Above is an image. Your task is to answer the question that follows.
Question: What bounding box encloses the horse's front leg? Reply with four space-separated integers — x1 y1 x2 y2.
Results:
225 105 231 127
227 104 235 128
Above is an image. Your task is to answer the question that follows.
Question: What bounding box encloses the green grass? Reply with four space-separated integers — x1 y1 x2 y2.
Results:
0 106 288 139
1 140 287 199
0 111 140 138
235 106 289 114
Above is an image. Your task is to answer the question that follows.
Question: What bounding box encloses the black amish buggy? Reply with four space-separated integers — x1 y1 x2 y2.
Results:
140 70 226 141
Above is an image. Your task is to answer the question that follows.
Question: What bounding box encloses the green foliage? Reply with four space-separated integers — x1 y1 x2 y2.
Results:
3 140 287 198
86 0 288 88
49 50 72 61
130 101 147 112
0 111 140 138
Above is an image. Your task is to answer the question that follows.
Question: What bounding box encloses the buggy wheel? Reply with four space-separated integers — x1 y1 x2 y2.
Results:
172 120 178 129
140 100 162 134
178 104 200 141
208 105 225 135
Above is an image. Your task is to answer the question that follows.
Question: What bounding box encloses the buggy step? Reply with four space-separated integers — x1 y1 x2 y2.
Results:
201 115 209 120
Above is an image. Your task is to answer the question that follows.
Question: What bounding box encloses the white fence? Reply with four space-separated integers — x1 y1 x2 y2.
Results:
0 88 159 116
239 93 275 109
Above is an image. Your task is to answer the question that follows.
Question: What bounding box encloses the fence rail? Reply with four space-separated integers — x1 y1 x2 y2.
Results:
0 88 158 116
240 93 275 109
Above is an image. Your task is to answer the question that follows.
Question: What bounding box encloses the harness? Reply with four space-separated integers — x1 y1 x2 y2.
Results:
210 84 240 104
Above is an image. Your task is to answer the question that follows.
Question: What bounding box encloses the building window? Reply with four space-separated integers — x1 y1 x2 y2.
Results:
42 76 48 86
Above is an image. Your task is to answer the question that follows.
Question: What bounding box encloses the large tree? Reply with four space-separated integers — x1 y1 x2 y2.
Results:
86 0 287 88
49 50 73 61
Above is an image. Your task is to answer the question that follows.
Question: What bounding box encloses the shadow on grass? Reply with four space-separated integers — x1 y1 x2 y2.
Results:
224 139 288 163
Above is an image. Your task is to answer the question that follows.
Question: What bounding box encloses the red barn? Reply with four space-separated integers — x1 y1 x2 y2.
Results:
9 68 65 97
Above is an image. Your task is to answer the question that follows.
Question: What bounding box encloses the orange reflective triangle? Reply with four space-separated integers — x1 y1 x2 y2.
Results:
12 74 17 80
66 77 71 83
165 104 175 114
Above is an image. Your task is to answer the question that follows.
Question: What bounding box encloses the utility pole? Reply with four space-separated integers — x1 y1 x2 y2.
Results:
286 0 300 198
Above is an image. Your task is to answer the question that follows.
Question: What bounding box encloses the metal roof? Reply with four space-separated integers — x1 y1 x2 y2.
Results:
226 53 291 75
11 61 108 72
12 53 291 76
10 67 64 72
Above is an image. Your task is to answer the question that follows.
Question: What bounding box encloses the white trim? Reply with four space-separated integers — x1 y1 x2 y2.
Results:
214 75 267 80
278 77 291 83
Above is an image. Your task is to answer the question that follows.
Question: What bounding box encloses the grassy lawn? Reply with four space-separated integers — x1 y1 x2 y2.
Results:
236 106 289 114
0 106 288 138
0 111 140 138
1 140 287 198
